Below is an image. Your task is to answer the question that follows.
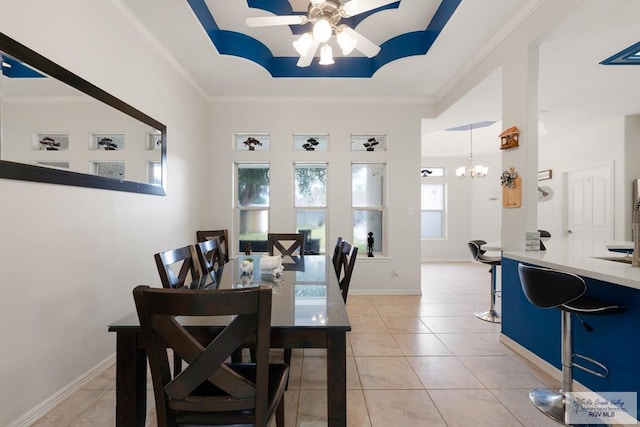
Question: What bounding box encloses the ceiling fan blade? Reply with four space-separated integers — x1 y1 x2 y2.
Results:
245 15 307 27
341 0 396 17
296 40 320 67
341 26 380 58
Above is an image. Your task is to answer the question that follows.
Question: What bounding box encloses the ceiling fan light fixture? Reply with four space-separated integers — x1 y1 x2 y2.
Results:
310 0 326 5
319 44 335 65
313 18 332 43
293 32 314 56
336 26 357 55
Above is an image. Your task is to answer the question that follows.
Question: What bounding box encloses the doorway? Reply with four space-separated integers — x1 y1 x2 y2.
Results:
566 164 613 239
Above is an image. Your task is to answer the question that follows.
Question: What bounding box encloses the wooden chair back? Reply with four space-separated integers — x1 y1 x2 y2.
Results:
154 245 200 289
133 284 287 427
196 229 230 263
194 237 224 276
332 236 344 278
267 232 305 257
336 240 358 302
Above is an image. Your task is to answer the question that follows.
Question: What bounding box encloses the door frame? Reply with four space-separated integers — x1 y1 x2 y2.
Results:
563 162 614 239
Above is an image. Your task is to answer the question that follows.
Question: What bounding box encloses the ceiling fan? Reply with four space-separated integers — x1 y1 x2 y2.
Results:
245 0 395 67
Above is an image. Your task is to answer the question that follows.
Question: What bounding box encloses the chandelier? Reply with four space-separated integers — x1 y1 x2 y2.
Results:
455 123 488 179
245 0 392 67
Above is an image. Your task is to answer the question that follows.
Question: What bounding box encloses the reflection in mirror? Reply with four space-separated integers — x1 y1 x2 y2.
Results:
0 32 166 195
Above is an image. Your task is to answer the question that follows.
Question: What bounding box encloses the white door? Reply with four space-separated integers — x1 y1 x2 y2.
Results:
567 165 613 239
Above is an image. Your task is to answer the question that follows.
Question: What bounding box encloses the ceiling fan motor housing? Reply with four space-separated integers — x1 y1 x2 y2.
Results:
309 0 343 28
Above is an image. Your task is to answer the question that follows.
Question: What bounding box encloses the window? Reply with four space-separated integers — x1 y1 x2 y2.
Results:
352 163 385 255
421 167 444 177
293 133 329 151
351 133 386 151
147 161 162 185
90 161 125 179
234 133 270 151
90 133 124 151
421 183 445 238
236 163 270 253
33 133 68 151
37 161 69 169
295 163 327 253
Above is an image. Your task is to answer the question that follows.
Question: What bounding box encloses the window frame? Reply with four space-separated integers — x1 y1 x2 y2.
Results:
420 181 447 240
294 162 328 254
351 161 387 256
235 162 271 254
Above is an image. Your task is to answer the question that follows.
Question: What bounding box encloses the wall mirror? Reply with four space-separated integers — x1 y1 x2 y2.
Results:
0 32 166 195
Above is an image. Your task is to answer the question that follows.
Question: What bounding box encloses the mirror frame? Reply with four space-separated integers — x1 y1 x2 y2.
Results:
0 32 167 196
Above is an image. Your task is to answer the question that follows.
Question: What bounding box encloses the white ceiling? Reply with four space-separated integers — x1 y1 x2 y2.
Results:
117 0 525 99
114 0 640 157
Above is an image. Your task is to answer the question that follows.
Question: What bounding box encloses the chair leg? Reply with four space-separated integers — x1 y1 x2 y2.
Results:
528 310 572 425
474 264 501 323
283 348 292 390
276 394 285 427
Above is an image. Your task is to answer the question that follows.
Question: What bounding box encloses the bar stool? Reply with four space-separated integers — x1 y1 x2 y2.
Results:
467 240 501 323
517 263 625 425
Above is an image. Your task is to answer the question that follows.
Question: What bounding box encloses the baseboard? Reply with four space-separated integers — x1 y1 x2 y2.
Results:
499 333 589 392
421 258 470 263
11 353 116 427
349 289 422 296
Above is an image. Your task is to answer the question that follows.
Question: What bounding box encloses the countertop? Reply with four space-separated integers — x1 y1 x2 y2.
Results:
502 238 640 290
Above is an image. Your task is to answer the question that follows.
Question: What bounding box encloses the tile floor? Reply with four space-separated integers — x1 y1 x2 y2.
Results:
32 262 563 426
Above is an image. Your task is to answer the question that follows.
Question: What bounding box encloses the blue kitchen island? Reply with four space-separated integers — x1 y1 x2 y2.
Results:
501 238 640 416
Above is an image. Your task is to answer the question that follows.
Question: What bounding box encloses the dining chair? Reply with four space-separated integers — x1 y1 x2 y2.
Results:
196 237 250 363
283 239 357 380
154 245 201 289
196 229 230 263
335 240 358 303
153 244 202 374
133 284 288 427
194 237 224 276
332 236 344 278
267 232 305 258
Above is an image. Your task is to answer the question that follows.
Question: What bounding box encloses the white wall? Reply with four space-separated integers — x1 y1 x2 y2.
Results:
206 100 428 295
537 116 626 239
0 1 209 425
420 153 502 261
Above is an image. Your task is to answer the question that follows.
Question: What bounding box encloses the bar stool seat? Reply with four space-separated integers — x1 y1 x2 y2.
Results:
467 240 501 323
517 263 625 425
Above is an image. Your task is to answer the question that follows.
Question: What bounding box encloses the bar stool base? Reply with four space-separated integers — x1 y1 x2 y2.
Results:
530 388 587 426
474 309 500 323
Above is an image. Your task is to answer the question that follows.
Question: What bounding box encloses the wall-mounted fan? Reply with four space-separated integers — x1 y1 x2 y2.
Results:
245 0 395 67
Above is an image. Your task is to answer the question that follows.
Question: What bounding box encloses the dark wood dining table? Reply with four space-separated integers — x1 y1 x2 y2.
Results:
108 254 351 426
